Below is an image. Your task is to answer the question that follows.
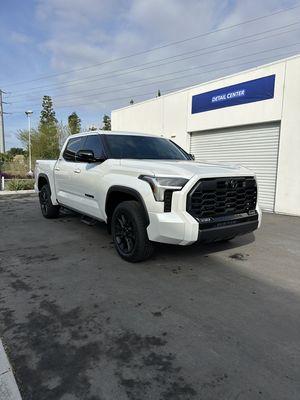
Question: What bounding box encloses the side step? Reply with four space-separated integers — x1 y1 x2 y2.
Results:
80 215 97 226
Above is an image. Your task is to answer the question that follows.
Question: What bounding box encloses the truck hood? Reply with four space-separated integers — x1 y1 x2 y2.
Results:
120 159 254 179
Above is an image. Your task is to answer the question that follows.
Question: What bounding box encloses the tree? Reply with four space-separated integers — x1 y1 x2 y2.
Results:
157 89 161 97
0 152 12 162
38 95 60 159
130 99 134 105
18 124 69 162
102 114 111 131
39 95 58 128
7 148 25 157
17 96 62 161
18 129 41 161
0 148 26 163
68 112 81 135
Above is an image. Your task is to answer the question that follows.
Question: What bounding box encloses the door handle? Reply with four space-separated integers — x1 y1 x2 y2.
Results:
54 167 60 171
74 168 81 174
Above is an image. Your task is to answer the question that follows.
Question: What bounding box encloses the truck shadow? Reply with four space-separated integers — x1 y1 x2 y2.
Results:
58 207 256 262
153 233 255 261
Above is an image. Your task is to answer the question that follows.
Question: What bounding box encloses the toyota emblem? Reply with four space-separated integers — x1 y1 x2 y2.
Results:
229 179 237 189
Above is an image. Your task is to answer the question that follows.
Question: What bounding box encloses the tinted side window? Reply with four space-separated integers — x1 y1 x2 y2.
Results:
63 137 85 161
82 135 104 159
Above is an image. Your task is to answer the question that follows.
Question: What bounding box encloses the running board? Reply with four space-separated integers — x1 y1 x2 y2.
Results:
80 215 97 226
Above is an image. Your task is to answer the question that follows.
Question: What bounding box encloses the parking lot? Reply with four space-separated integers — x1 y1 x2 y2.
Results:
0 194 299 400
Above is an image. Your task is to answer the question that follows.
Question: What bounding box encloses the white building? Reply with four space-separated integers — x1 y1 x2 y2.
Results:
112 55 300 216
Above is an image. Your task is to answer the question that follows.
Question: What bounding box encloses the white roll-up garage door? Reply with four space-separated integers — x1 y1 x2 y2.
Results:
190 123 280 211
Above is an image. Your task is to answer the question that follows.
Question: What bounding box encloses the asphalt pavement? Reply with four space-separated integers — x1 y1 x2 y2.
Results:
0 195 299 400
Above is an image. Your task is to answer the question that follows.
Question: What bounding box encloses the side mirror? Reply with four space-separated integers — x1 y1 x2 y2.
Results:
76 149 95 163
189 153 195 160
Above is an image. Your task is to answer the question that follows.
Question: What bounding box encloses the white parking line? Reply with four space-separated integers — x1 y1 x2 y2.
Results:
0 340 22 400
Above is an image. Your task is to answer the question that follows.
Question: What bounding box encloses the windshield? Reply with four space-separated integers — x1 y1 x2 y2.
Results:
104 135 190 160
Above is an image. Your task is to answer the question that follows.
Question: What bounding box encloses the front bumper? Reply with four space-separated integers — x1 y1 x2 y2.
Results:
146 174 261 245
197 218 258 242
147 209 260 245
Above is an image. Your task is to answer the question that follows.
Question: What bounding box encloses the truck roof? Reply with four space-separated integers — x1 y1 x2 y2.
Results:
70 130 162 139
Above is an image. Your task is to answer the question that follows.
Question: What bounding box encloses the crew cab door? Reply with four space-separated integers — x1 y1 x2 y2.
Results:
74 134 107 220
54 136 86 209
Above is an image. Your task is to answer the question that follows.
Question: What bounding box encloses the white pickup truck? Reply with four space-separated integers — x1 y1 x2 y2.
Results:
35 131 261 262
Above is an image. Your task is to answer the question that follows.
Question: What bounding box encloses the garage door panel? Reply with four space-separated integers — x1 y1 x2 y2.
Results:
190 124 280 211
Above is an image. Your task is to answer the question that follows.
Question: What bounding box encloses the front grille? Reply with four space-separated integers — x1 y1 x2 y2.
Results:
187 176 257 220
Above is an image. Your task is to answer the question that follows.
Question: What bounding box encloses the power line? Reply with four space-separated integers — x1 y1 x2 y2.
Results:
8 21 300 99
11 24 300 102
9 42 300 108
4 2 300 88
9 49 299 111
9 48 299 113
10 90 169 114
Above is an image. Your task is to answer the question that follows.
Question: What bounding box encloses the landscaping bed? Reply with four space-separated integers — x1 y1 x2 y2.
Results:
0 172 35 191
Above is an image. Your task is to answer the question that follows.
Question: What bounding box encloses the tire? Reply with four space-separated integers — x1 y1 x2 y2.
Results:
39 184 60 219
111 200 154 262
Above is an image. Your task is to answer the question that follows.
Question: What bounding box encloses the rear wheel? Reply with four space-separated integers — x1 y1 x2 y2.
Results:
39 184 60 219
111 201 154 262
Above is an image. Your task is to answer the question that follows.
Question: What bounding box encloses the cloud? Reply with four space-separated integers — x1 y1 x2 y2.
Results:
10 31 32 45
4 0 300 147
20 0 226 106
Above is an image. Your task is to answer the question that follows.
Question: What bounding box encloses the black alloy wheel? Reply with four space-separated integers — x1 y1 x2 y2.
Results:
39 187 48 215
114 212 136 254
111 200 154 262
39 184 60 219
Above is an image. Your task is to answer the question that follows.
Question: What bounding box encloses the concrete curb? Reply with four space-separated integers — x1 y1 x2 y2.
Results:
0 190 35 196
0 340 22 400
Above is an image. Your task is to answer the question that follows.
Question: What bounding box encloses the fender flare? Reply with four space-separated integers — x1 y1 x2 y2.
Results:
105 185 150 226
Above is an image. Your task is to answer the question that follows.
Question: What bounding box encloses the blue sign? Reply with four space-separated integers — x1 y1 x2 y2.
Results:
191 74 275 114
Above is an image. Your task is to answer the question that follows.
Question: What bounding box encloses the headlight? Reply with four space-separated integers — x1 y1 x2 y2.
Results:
139 175 189 201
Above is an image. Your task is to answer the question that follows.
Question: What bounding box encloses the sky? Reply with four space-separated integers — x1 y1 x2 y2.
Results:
1 0 300 149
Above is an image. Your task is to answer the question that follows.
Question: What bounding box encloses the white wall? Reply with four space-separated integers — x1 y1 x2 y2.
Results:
187 62 285 133
112 92 190 150
275 57 300 216
112 97 164 135
112 93 189 149
112 59 286 150
162 91 189 149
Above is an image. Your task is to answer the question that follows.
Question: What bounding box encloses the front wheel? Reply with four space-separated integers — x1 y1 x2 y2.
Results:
111 201 154 262
39 184 60 219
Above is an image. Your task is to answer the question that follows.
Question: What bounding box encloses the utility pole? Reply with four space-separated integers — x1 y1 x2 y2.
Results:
0 90 5 153
25 110 33 176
